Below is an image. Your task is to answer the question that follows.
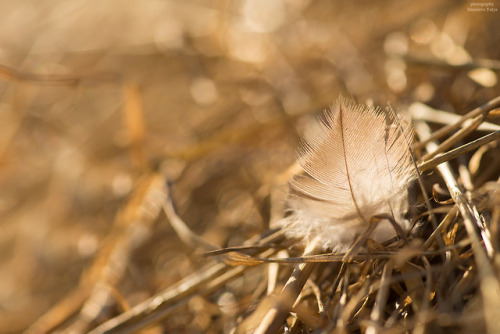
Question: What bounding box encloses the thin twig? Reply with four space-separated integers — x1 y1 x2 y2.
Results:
415 120 500 334
413 257 433 334
0 64 120 85
65 173 167 333
388 105 444 256
422 206 459 250
418 130 500 172
163 180 219 252
366 261 392 334
403 55 500 71
88 230 283 334
90 248 276 334
421 114 488 161
411 96 500 151
410 102 500 132
253 248 317 334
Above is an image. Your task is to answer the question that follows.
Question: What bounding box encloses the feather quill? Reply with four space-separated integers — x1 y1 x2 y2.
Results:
283 97 416 251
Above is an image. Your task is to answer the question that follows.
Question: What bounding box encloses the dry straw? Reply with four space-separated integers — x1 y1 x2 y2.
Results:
27 95 500 334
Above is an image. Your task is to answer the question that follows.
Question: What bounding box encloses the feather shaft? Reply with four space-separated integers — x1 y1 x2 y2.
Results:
283 97 416 251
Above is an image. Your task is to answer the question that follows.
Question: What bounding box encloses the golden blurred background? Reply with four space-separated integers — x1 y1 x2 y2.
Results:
0 0 498 332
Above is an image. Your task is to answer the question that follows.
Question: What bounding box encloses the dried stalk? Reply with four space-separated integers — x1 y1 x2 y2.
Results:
415 120 500 334
412 96 500 151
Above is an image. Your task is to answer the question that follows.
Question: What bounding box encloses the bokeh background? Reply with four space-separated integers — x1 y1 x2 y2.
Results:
0 0 498 332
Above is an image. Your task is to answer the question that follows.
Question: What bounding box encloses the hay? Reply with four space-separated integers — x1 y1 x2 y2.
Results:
1 1 499 333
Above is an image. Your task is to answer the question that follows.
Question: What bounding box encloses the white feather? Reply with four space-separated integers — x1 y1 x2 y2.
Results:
282 97 416 251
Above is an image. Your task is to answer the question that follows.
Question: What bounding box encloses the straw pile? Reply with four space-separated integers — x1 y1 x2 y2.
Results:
0 1 499 333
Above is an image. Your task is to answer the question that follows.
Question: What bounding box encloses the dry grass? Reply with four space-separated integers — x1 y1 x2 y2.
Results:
0 1 499 333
